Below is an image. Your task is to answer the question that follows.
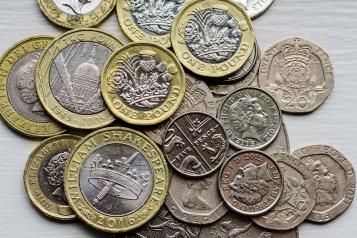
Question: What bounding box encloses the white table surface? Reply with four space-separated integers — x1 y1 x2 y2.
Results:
0 0 356 237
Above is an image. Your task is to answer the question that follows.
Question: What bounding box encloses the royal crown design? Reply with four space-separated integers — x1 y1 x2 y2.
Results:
282 43 312 66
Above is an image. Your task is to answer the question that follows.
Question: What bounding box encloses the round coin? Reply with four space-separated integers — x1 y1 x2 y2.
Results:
24 134 81 220
252 152 316 230
101 42 185 125
171 0 255 78
233 0 275 19
258 37 334 113
163 112 229 177
64 127 169 232
217 87 282 150
218 150 284 216
36 28 123 129
38 0 116 29
292 145 355 223
0 36 66 137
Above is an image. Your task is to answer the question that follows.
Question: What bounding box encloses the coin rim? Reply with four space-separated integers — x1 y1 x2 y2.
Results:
249 0 275 19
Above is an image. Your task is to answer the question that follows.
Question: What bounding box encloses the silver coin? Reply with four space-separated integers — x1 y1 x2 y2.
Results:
234 0 275 19
53 0 103 15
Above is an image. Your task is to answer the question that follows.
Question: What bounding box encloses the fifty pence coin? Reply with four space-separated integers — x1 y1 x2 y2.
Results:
217 87 282 150
234 0 275 19
258 37 334 113
171 0 255 78
252 152 316 230
292 145 355 223
38 0 116 29
163 112 229 177
218 150 284 216
64 127 169 233
36 28 123 129
24 134 81 220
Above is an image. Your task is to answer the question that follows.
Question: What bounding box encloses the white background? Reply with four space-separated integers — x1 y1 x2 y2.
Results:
0 0 356 237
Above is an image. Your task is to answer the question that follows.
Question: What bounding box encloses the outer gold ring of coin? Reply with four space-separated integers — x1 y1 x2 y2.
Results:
0 36 66 137
101 42 186 125
64 127 169 233
24 134 82 220
171 0 255 78
36 28 123 130
37 0 116 29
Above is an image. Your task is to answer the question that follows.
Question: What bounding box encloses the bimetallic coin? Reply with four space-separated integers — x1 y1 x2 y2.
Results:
171 0 255 77
259 37 334 113
218 150 283 216
36 28 123 129
234 0 275 19
252 153 316 230
0 36 65 137
163 112 229 177
64 127 169 232
24 134 81 220
38 0 116 29
292 145 355 223
101 42 185 125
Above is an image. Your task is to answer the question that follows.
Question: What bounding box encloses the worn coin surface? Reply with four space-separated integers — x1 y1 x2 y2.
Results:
219 150 283 216
253 152 316 230
234 0 275 19
217 87 282 150
24 134 81 220
36 28 122 129
64 127 169 232
258 37 334 113
292 145 355 223
163 112 229 177
0 36 66 137
38 0 116 29
171 0 255 77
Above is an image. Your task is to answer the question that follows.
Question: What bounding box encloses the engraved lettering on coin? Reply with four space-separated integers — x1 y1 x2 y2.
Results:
234 0 275 19
53 0 102 15
185 8 242 63
79 143 153 216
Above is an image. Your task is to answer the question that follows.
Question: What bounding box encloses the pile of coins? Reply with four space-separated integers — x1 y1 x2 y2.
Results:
0 0 355 237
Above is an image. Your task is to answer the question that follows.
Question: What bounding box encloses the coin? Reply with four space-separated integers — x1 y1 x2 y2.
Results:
0 36 66 137
64 127 169 232
252 152 316 230
234 0 275 19
144 75 216 145
101 42 185 125
218 150 283 216
217 87 282 150
37 0 116 29
165 171 228 225
292 145 355 223
171 0 255 78
24 134 81 220
258 37 334 113
36 28 123 129
163 112 229 177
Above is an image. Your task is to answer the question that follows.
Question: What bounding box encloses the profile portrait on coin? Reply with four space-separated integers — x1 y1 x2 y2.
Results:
182 177 212 210
312 160 337 206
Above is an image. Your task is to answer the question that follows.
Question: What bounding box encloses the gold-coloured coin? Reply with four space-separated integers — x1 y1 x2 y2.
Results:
101 42 185 125
37 0 116 29
36 28 123 130
24 134 82 220
0 36 66 137
64 127 169 233
171 0 255 77
116 0 186 48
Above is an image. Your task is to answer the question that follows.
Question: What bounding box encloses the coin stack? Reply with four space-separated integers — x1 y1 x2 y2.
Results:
0 0 355 237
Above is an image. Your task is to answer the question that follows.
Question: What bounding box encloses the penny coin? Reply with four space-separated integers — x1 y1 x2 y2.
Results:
64 127 169 233
253 152 316 230
0 36 66 137
23 134 81 220
217 87 282 150
101 42 185 126
258 37 334 113
37 0 116 29
36 28 123 129
144 75 216 145
165 171 228 225
218 150 284 216
233 0 275 19
117 0 186 48
292 145 355 223
163 112 229 177
171 0 255 78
